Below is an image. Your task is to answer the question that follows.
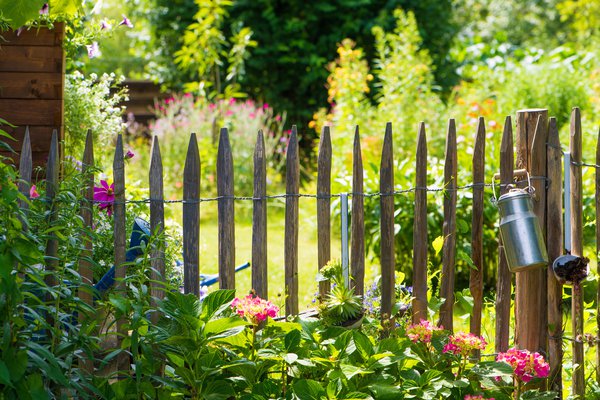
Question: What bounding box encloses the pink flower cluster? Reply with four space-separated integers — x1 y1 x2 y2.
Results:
231 294 279 325
406 319 442 343
443 332 487 356
464 395 494 400
496 348 550 383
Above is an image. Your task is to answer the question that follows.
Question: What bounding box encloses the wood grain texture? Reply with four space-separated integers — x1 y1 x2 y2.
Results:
546 118 563 394
44 130 59 289
0 72 63 99
412 122 428 323
150 136 166 321
495 116 514 353
351 127 365 297
514 109 548 356
0 46 64 72
285 126 300 316
1 24 64 46
438 119 457 332
3 126 59 152
0 99 62 126
469 117 486 351
113 134 127 290
317 126 332 297
379 122 395 321
569 108 585 397
596 127 600 384
17 127 32 210
78 131 94 372
217 128 235 289
252 130 268 299
183 133 200 297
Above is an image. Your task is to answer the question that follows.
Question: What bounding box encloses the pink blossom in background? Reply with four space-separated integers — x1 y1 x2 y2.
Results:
86 42 100 59
464 395 494 400
125 149 135 159
119 15 133 28
226 110 233 116
100 20 111 30
496 348 550 383
231 294 279 325
443 332 487 356
275 115 282 122
40 3 49 15
262 103 269 110
406 319 442 343
228 98 236 105
94 180 115 216
29 185 40 199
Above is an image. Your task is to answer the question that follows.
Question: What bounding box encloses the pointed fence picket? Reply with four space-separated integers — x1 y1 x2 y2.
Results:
317 126 332 297
350 127 365 297
412 123 428 323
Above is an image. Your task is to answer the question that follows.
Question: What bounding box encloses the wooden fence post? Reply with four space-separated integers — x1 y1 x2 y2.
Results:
470 117 485 355
439 119 457 331
380 122 395 322
496 116 513 353
285 126 300 316
252 130 268 299
546 117 563 395
514 109 548 355
183 133 200 297
149 136 165 322
317 126 332 297
44 130 59 291
351 127 365 297
217 128 235 289
412 122 428 323
569 108 585 397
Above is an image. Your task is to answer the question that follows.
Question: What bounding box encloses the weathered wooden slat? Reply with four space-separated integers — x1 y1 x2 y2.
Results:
0 72 63 99
469 117 485 351
0 99 62 126
596 127 600 385
412 122 428 323
380 122 395 321
183 133 200 297
569 107 585 397
495 116 513 353
317 126 332 298
150 136 165 321
3 126 58 152
217 128 235 289
252 130 268 299
44 130 59 289
1 24 64 46
17 127 32 209
78 130 94 372
546 117 563 394
351 126 365 297
515 110 548 357
285 126 300 316
0 46 64 73
438 119 457 331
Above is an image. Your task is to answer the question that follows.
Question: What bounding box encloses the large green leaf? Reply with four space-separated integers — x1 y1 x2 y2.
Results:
49 0 82 16
0 0 46 28
200 289 235 321
292 379 326 400
0 360 13 388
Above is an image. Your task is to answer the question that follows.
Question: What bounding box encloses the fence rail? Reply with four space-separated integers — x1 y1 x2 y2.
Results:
17 107 600 398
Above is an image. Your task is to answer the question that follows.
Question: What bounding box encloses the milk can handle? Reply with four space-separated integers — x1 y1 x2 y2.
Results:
491 169 534 205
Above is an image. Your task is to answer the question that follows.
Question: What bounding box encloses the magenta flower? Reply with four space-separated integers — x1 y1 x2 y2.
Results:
231 294 279 325
29 185 40 199
119 15 133 28
39 3 49 15
496 348 550 383
94 180 115 216
406 319 442 343
125 149 135 159
86 42 100 59
464 395 494 400
443 332 487 356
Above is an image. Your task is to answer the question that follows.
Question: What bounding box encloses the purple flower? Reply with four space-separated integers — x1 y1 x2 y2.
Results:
94 180 115 216
125 149 135 159
40 3 49 15
119 15 133 28
86 42 100 59
100 20 111 30
30 185 40 199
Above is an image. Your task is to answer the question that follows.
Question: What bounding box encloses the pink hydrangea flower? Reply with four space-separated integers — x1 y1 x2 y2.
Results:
29 185 40 199
464 395 494 400
443 332 487 356
231 294 279 325
496 348 550 383
406 319 442 343
94 180 115 216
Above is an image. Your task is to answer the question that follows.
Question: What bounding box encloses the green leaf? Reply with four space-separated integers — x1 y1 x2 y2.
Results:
0 361 13 387
203 380 236 400
200 289 235 321
49 0 82 16
292 379 326 400
432 235 444 255
204 317 247 337
0 0 46 28
284 329 301 351
0 129 16 141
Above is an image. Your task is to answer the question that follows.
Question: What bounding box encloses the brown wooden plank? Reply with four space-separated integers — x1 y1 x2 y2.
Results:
0 72 63 99
596 127 600 385
150 136 165 321
351 126 365 297
2 24 64 46
4 125 57 152
515 110 548 357
44 130 59 289
17 127 32 210
412 122 428 323
183 133 200 297
546 117 563 394
78 130 94 372
470 117 485 350
380 122 395 321
317 126 332 298
496 116 513 353
438 119 457 331
285 126 300 316
0 99 62 126
217 128 235 289
0 46 64 73
252 130 268 299
569 107 585 397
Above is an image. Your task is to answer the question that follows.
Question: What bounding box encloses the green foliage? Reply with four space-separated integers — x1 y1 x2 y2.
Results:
0 0 83 29
317 260 364 325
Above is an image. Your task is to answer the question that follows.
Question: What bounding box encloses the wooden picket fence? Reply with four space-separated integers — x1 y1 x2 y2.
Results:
16 107 600 398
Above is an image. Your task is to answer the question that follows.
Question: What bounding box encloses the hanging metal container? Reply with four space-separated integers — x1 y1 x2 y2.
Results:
493 173 548 272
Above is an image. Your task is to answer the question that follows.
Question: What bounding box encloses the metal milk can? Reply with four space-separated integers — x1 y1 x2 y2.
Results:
495 186 548 272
